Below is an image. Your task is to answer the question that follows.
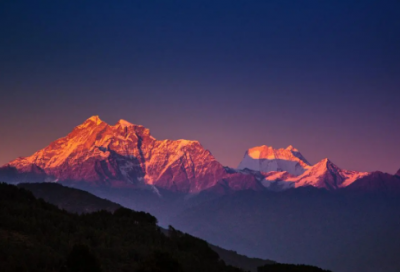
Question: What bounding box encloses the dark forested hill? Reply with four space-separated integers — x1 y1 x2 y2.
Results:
17 183 275 272
18 183 122 213
0 183 328 272
0 183 242 272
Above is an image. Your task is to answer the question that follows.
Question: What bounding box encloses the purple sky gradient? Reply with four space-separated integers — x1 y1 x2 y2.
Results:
0 1 399 173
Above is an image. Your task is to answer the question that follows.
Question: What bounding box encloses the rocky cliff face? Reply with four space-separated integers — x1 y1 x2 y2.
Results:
2 116 262 193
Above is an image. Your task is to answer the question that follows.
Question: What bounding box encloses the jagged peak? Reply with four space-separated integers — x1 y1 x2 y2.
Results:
312 158 342 172
76 116 106 129
315 158 331 165
286 145 299 152
87 115 103 125
395 168 400 177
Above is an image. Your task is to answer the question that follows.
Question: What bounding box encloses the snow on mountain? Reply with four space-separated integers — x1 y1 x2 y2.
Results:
1 116 382 193
237 145 311 176
237 144 371 190
274 158 369 190
1 116 263 194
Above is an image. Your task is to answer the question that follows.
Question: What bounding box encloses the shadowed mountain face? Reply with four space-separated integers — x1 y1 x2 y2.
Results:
343 171 400 194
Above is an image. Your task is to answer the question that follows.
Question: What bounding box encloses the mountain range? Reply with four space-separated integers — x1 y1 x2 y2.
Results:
1 116 397 194
1 116 400 272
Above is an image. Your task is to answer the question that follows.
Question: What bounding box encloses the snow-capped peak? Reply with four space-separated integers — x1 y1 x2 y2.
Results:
116 119 135 128
292 158 368 189
237 145 311 176
318 158 331 166
76 115 105 129
87 115 103 125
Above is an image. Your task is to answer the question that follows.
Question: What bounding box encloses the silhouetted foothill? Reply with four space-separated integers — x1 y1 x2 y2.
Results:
0 183 268 272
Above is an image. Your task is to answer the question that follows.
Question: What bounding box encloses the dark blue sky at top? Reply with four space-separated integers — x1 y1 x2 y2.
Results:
0 0 399 173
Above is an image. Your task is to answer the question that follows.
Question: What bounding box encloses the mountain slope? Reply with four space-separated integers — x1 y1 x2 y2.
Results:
209 244 275 272
18 183 122 213
1 116 263 193
0 182 241 272
238 145 311 176
0 183 329 272
16 182 277 271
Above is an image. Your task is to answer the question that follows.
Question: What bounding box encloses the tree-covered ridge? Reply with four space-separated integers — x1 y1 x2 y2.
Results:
0 183 331 272
0 183 241 272
16 182 276 271
18 183 122 214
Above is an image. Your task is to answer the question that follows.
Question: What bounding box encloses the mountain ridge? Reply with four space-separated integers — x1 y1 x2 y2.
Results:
0 116 393 193
2 116 264 193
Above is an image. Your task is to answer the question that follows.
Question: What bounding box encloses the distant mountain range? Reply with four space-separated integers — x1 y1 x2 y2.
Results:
1 116 398 194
